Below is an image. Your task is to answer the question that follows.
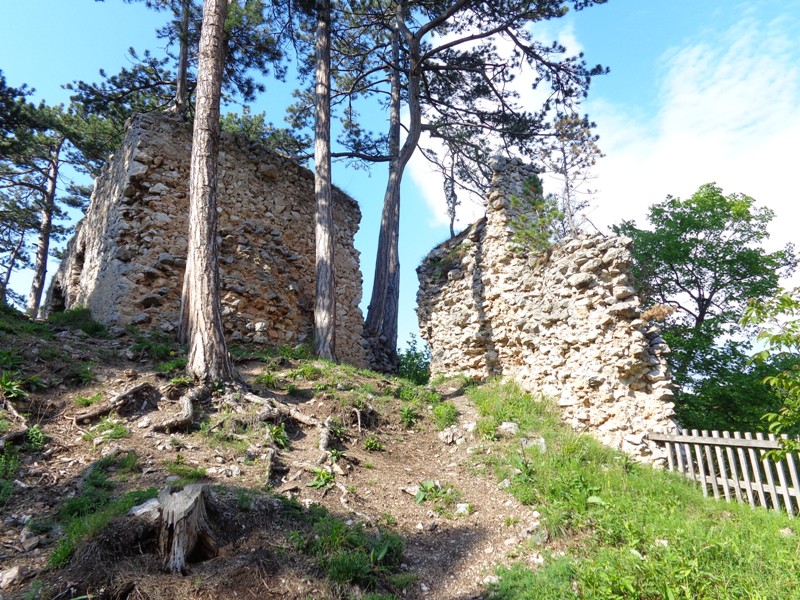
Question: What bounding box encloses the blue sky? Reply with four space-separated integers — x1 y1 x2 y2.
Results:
2 0 799 348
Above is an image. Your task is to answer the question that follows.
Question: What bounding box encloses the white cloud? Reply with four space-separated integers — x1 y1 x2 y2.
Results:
585 12 800 272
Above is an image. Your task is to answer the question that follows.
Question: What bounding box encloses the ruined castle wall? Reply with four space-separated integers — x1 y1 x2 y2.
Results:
416 158 677 460
48 112 368 366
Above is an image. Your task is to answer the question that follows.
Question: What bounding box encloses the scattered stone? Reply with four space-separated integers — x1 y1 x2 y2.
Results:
0 566 25 589
455 503 471 516
497 422 519 437
438 426 464 445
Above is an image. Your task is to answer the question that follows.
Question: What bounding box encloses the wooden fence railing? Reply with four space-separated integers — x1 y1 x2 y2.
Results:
647 430 800 517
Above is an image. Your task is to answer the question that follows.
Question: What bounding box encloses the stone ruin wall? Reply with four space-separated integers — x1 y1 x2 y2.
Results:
417 157 678 461
47 112 368 366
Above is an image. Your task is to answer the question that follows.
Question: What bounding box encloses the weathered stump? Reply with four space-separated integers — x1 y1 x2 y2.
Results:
158 484 217 574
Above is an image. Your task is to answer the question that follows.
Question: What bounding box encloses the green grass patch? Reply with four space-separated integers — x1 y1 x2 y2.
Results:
469 380 800 599
51 452 155 567
278 496 404 590
82 417 129 442
431 401 458 430
48 306 107 337
0 447 20 507
74 392 103 407
164 455 207 482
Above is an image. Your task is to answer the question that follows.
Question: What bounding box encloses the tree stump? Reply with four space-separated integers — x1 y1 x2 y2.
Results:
158 484 217 574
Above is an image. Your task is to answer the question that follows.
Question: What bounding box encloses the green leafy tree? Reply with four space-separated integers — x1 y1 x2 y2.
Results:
742 288 800 449
615 184 797 431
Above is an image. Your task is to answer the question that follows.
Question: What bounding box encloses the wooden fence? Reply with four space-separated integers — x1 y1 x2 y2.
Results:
647 430 800 517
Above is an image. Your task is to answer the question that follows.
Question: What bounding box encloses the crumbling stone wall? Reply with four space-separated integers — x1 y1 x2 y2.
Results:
417 157 677 460
48 112 368 366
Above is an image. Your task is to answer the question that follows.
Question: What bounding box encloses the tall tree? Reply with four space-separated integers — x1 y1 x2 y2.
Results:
362 0 607 370
79 0 285 143
313 0 337 360
616 183 797 430
0 101 108 317
179 0 237 383
540 114 603 237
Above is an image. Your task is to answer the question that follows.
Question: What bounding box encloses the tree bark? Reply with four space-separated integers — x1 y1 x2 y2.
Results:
158 484 217 574
26 137 63 318
364 4 421 371
173 0 192 115
1 230 26 307
313 0 336 361
178 0 237 384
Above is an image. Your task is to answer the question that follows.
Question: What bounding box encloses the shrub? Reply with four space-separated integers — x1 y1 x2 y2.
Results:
397 335 431 385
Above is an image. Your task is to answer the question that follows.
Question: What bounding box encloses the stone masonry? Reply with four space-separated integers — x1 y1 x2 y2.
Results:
416 157 678 461
47 112 368 366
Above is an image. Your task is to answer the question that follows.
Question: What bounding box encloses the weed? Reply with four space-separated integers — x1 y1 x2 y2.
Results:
379 513 397 527
0 349 22 371
164 455 206 482
307 468 335 490
65 361 95 385
0 447 20 506
267 422 290 449
389 572 418 591
74 392 103 407
157 356 187 373
278 343 313 360
414 480 462 515
26 424 47 451
0 371 28 399
328 449 346 463
362 461 375 469
128 331 177 361
254 370 278 387
82 418 128 442
363 436 384 452
0 417 9 434
400 405 420 428
286 383 300 396
234 487 258 511
48 306 107 337
24 374 47 391
432 402 458 430
290 364 323 381
328 418 348 441
327 550 375 587
169 375 192 386
27 516 55 535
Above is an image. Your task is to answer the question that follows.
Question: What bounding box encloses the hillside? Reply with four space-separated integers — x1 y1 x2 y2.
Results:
1 307 799 600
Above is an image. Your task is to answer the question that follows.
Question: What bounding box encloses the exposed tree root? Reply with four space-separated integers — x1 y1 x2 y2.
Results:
154 386 208 432
0 427 27 450
73 382 158 425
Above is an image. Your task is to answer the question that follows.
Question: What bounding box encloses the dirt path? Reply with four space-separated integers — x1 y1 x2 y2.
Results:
0 334 546 599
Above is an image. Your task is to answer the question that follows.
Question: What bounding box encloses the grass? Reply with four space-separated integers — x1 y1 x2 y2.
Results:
164 455 207 482
0 447 20 507
51 452 156 567
48 306 107 337
74 392 103 407
280 496 404 591
82 417 129 442
468 380 800 600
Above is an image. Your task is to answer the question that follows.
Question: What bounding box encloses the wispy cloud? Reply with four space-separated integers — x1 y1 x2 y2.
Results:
585 11 800 265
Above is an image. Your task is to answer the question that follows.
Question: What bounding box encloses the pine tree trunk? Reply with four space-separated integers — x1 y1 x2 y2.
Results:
364 7 421 371
173 0 191 115
313 0 336 361
1 231 26 307
178 0 237 383
26 137 63 318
